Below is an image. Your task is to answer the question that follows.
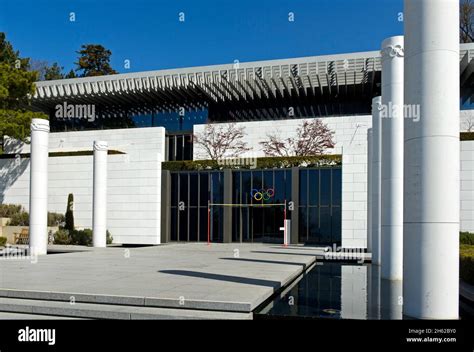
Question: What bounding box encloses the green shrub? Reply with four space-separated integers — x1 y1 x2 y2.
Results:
71 229 92 246
162 154 342 171
460 232 474 245
4 210 65 227
460 245 474 285
106 230 113 245
0 237 7 247
48 212 65 227
53 229 71 245
0 204 22 218
53 228 113 247
7 211 29 226
65 194 74 232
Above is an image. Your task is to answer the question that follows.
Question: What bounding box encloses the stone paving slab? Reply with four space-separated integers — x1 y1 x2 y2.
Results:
0 244 324 314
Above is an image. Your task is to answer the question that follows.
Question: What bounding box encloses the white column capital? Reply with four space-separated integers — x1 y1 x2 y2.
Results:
93 141 108 151
30 118 50 133
372 96 382 110
381 36 405 60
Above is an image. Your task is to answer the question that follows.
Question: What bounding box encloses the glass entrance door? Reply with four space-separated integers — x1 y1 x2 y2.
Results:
232 169 292 243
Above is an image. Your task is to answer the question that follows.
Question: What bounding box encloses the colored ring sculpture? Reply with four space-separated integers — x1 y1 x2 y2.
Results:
251 188 275 201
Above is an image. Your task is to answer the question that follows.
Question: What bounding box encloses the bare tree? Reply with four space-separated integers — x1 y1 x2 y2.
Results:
193 122 250 160
461 0 474 43
260 119 335 157
464 115 474 131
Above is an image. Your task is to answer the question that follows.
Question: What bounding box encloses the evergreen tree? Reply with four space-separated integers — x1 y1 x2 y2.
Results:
75 44 118 77
0 32 47 153
65 193 75 232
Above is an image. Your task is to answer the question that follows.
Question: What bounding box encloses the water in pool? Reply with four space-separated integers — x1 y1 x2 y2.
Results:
255 261 405 320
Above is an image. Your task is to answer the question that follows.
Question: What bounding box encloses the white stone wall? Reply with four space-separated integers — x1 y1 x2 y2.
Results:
194 116 372 248
461 140 474 233
341 144 369 248
0 127 166 245
193 115 372 159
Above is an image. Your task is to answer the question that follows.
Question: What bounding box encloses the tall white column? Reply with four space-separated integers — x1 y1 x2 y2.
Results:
380 279 403 319
93 141 108 248
404 0 459 319
381 36 404 281
367 129 373 253
371 97 382 265
29 118 50 256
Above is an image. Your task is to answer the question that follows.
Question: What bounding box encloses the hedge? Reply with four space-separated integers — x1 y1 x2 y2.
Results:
460 244 474 285
1 204 65 227
162 154 342 171
0 204 22 218
0 237 6 247
460 132 474 141
460 232 474 245
0 150 124 159
53 228 113 246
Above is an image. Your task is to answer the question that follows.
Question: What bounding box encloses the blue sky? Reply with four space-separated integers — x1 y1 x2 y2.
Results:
0 0 403 74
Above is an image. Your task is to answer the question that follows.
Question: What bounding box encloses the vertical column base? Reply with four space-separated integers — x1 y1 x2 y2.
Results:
403 223 459 319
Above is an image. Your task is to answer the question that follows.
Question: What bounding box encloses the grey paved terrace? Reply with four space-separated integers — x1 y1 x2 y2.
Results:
0 243 355 317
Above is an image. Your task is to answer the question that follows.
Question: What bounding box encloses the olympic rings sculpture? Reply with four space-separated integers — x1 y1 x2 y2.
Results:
251 188 275 201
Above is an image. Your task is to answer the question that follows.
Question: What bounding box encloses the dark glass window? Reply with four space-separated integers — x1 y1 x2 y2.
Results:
299 207 308 242
169 171 222 243
241 171 252 204
199 208 208 242
232 207 240 242
232 172 241 205
320 207 331 242
251 171 262 205
168 137 175 161
241 208 250 242
309 170 319 206
171 174 178 206
179 208 188 241
320 169 331 206
211 172 223 204
176 136 184 161
179 174 188 204
332 169 342 206
309 207 319 240
274 170 285 204
331 207 341 243
189 173 198 207
299 170 308 206
189 208 198 241
199 173 209 206
170 208 177 241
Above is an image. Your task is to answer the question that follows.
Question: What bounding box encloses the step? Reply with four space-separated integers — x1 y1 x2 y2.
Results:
0 289 253 313
0 297 253 320
0 312 85 320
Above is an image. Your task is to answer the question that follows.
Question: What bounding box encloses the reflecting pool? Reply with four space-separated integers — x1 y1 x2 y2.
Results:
255 261 404 320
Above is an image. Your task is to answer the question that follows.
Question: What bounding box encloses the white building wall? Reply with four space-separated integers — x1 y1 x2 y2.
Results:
193 115 372 159
0 127 166 245
461 140 474 233
341 144 369 248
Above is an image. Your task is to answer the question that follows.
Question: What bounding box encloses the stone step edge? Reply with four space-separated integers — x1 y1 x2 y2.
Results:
0 289 252 313
0 297 252 320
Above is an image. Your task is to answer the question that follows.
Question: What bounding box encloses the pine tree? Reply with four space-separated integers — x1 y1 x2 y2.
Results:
65 193 74 232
